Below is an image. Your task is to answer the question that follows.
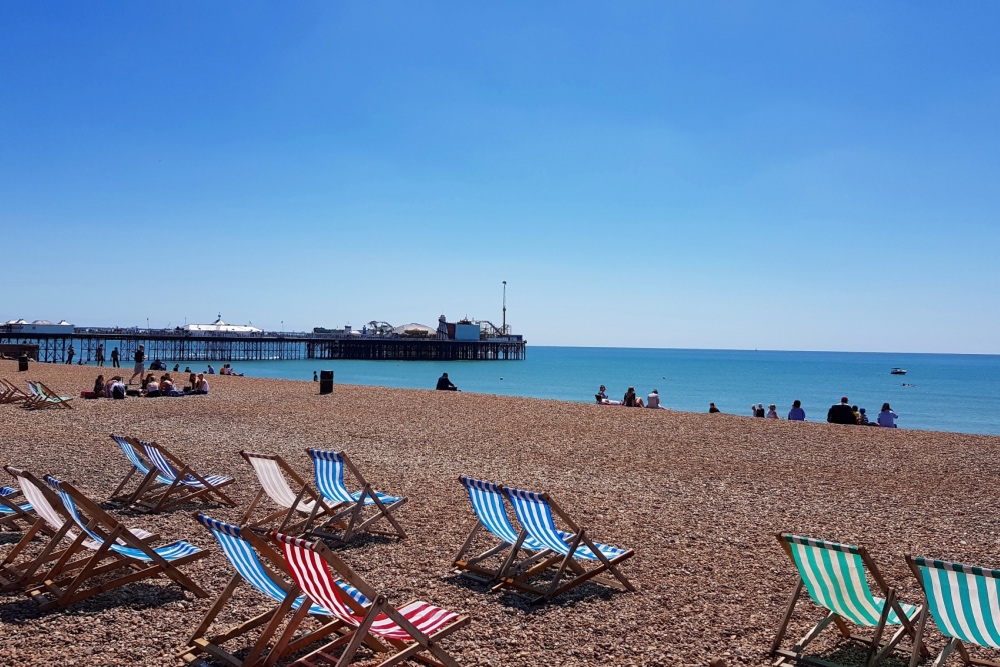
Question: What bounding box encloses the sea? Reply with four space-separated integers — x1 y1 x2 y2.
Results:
163 347 1000 437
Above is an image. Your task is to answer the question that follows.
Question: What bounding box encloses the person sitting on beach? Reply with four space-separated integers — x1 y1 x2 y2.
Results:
755 403 766 418
877 403 898 428
622 387 644 408
207 365 215 375
144 375 160 397
852 405 861 423
595 384 620 405
93 374 105 397
709 402 721 413
108 376 126 399
436 372 458 391
186 373 209 395
184 366 191 373
173 364 180 372
160 373 175 393
766 404 779 419
140 372 154 392
827 396 858 424
787 400 806 421
858 407 870 425
646 389 666 409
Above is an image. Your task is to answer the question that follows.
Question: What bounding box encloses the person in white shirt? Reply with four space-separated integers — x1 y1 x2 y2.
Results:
646 389 667 409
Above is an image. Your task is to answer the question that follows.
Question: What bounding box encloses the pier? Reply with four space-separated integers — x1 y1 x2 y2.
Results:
0 327 526 364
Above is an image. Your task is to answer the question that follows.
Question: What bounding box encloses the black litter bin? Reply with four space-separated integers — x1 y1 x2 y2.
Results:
319 370 334 395
17 355 28 372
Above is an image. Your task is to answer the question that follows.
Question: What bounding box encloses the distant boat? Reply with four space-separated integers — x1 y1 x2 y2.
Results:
890 368 907 375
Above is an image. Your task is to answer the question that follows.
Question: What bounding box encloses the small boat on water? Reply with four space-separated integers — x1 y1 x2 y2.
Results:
890 367 907 375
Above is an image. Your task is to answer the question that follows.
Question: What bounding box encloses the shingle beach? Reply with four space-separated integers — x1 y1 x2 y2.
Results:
2 359 997 666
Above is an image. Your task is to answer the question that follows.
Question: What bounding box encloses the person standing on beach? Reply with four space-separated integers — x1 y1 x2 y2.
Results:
827 396 857 424
313 371 318 382
96 344 105 366
129 344 146 384
66 345 75 364
787 400 806 421
436 372 458 391
111 346 120 368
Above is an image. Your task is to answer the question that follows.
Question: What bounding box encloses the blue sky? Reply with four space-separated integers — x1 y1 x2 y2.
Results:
3 2 998 352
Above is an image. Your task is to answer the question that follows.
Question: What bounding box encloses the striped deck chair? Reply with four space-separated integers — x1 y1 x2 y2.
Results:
270 531 470 667
496 485 635 603
772 533 925 667
241 451 337 535
107 434 173 506
307 449 407 544
0 378 30 404
452 476 555 584
1 467 159 594
0 484 34 530
28 476 208 610
136 440 236 512
905 555 1000 667
27 381 74 409
179 515 369 667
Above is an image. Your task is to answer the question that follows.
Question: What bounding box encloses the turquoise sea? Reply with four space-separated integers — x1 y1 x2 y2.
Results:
165 347 1000 436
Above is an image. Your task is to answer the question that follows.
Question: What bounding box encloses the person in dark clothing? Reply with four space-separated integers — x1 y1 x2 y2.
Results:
827 396 858 424
96 344 105 366
709 402 721 413
66 345 75 364
111 347 120 368
436 372 458 391
129 345 146 384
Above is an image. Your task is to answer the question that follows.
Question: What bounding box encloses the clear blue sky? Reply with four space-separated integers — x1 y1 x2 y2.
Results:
3 2 998 353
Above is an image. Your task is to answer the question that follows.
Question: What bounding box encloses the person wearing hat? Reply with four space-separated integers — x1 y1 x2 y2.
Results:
827 396 858 425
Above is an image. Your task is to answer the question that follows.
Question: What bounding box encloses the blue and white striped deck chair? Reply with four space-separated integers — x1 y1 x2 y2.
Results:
26 475 208 610
0 484 34 530
772 533 924 667
137 440 236 512
905 555 1000 667
108 434 173 506
306 449 407 543
179 514 369 667
498 485 635 603
453 476 554 584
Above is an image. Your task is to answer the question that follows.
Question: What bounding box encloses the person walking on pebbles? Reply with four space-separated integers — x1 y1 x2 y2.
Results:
128 344 146 385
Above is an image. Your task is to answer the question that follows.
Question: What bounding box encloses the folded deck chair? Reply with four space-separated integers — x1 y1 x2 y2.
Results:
495 485 635 603
453 476 556 584
307 449 406 543
905 554 1000 667
135 439 235 512
27 381 74 409
271 531 470 667
179 514 369 667
107 434 174 506
1 467 158 594
0 484 34 531
241 451 337 535
28 475 208 610
771 533 925 667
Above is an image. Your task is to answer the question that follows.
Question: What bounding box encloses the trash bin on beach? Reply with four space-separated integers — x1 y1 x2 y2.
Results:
17 355 28 372
319 370 334 395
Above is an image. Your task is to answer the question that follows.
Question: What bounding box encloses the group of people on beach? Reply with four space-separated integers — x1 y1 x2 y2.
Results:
596 385 667 409
727 396 898 427
89 371 209 399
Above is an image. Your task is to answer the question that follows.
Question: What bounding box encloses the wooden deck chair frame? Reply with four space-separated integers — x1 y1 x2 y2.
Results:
179 514 359 667
269 531 471 667
771 533 926 667
107 434 173 507
240 451 339 535
452 476 554 585
0 378 31 404
28 477 208 610
0 484 35 531
30 380 74 409
1 467 159 594
133 439 236 512
307 449 407 544
905 554 1000 667
494 486 635 604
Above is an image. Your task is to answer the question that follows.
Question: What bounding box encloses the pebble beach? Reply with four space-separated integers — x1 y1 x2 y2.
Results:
2 359 998 667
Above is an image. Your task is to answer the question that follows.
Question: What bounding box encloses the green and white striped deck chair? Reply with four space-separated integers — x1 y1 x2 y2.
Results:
773 533 925 667
906 555 1000 667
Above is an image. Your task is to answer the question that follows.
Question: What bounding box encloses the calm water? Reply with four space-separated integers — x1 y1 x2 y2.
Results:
167 347 1000 436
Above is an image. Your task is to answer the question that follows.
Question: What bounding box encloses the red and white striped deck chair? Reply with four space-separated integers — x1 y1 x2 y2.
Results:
240 451 340 535
271 531 471 667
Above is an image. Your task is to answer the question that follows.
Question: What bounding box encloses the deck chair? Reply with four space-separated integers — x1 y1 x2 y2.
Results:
905 555 1000 667
107 434 174 506
0 485 34 530
771 533 925 667
179 514 369 667
27 381 74 409
1 467 158 593
307 449 407 543
452 476 556 584
135 439 235 512
495 485 635 603
1 379 30 404
241 451 338 534
270 531 470 667
28 475 208 610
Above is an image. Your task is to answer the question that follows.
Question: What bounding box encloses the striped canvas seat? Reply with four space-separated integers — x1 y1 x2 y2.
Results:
0 485 32 515
462 476 542 547
308 449 401 507
142 442 232 490
271 531 469 666
772 534 924 667
906 555 1000 666
786 535 919 627
119 439 235 512
111 435 172 486
246 454 319 513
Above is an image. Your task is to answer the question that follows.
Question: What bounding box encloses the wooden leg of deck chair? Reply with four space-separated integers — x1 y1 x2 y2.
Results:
109 467 140 503
242 489 266 525
863 589 893 667
364 493 407 539
335 598 390 667
774 611 838 665
186 573 241 646
452 521 482 564
772 580 805 660
241 592 298 667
